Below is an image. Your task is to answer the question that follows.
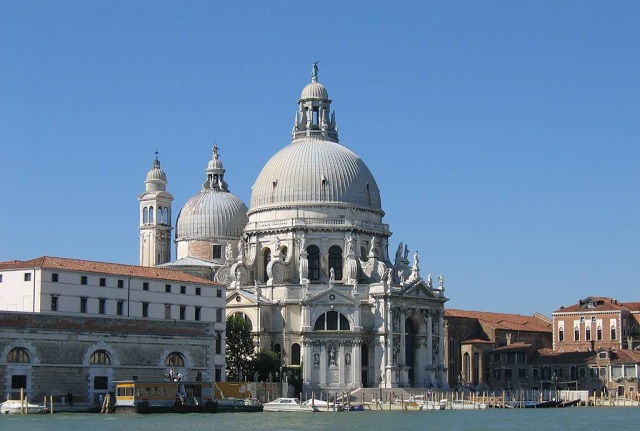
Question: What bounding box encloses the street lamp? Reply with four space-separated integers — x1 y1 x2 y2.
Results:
551 372 558 400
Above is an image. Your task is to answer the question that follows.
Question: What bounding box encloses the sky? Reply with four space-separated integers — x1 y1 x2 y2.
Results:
1 1 638 317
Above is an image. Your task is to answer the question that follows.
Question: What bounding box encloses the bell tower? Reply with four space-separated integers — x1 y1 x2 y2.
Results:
139 152 174 266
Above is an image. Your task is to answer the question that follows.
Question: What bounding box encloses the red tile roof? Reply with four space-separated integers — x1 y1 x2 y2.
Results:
554 296 631 313
0 256 222 286
445 309 551 333
491 342 532 352
529 348 597 365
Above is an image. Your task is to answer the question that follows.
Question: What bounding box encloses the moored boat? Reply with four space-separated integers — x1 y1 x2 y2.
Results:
217 397 263 412
114 380 218 413
263 398 319 412
0 400 48 414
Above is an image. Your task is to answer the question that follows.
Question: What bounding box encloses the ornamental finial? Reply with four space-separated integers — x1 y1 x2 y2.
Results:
311 61 318 82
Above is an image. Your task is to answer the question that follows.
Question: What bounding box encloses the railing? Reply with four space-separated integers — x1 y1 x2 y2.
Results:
245 217 390 234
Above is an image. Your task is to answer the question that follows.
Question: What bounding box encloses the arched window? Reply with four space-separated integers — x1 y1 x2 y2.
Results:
307 245 320 281
291 343 301 365
574 326 580 341
361 344 369 367
597 325 603 340
215 333 222 355
149 206 154 223
328 245 343 280
281 246 288 260
463 352 470 383
611 325 616 340
143 207 149 224
586 326 591 341
7 347 29 363
165 352 185 367
262 248 271 282
273 343 281 358
232 312 253 332
558 327 564 342
314 310 350 331
89 349 111 365
157 206 163 224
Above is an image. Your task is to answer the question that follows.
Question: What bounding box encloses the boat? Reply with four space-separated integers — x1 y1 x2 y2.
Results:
407 394 446 410
217 397 263 412
557 399 581 408
0 400 48 414
263 398 320 412
302 398 342 411
441 399 488 410
114 380 218 413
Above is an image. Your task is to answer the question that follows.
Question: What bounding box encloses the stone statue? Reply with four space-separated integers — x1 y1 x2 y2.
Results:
413 251 419 270
400 271 406 286
426 273 433 289
298 232 306 251
329 345 336 366
329 267 335 284
345 353 351 366
313 352 320 366
395 242 403 264
274 236 281 251
403 244 410 260
312 61 318 80
438 275 444 289
370 236 376 256
225 243 233 261
346 235 354 254
237 239 245 259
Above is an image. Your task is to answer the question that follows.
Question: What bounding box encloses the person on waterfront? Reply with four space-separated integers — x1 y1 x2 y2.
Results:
98 393 104 407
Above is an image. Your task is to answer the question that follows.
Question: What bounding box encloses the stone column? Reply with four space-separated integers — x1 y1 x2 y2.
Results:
438 313 445 367
427 313 433 367
339 341 345 385
352 340 362 388
303 341 312 384
399 310 406 366
320 342 327 385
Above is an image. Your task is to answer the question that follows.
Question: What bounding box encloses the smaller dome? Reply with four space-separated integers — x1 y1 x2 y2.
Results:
176 191 248 240
145 157 167 191
300 81 328 100
146 166 166 182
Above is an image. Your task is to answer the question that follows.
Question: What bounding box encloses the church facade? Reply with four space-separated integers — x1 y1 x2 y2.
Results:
148 65 449 391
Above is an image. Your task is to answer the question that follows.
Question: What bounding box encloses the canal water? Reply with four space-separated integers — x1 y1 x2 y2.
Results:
1 408 638 431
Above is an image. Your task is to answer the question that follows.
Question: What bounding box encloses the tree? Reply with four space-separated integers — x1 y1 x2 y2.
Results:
225 314 254 381
249 350 281 382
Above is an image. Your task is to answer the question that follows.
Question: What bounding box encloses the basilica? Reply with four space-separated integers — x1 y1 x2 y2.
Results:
139 65 448 391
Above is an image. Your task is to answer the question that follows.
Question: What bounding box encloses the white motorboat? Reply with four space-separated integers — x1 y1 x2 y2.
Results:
441 399 488 410
263 398 319 412
0 400 48 414
407 395 445 410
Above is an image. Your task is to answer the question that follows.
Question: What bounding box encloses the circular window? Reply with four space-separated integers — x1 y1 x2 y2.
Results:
329 294 335 300
236 296 241 302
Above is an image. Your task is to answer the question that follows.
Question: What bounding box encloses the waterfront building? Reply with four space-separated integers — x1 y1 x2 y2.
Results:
444 309 552 391
0 257 226 402
552 296 640 352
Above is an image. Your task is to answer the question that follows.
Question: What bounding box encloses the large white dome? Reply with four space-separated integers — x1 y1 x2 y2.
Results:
176 191 248 240
249 137 382 214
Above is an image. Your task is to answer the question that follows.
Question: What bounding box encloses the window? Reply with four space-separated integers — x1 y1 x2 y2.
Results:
213 245 222 259
99 298 106 314
165 352 185 367
11 375 27 390
99 278 106 287
165 304 171 319
504 369 512 379
94 376 108 390
117 279 124 288
24 272 31 281
90 350 111 365
52 273 59 282
51 296 58 311
142 302 149 317
291 343 301 365
597 326 603 340
328 245 343 280
314 310 350 331
532 368 540 379
0 274 2 282
7 347 29 363
143 282 149 291
216 308 223 323
519 369 527 378
81 276 88 285
611 325 617 340
165 284 171 293
558 327 564 342
195 307 201 321
117 300 124 316
507 353 516 364
180 285 186 294
574 326 580 341
516 352 526 363
215 333 222 355
179 306 186 320
493 369 501 380
143 206 149 224
586 326 591 341
216 289 221 298
80 297 88 313
196 287 202 296
262 248 271 282
307 245 320 281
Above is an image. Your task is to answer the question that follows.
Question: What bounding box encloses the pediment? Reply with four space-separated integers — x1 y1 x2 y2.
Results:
226 289 270 306
400 281 437 299
307 287 355 306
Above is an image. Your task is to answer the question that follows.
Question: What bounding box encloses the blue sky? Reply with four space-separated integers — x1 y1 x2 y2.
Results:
1 1 638 316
